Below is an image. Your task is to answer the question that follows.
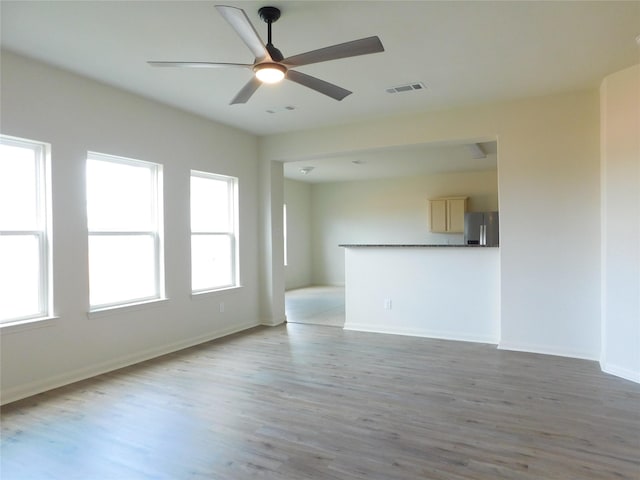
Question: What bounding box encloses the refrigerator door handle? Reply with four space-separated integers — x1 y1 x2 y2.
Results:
480 225 486 246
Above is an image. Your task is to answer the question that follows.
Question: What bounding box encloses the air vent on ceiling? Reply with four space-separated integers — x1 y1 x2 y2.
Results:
385 82 426 94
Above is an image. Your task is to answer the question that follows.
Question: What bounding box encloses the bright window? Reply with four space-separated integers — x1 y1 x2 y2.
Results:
86 153 164 309
283 203 288 266
0 135 52 323
190 171 238 293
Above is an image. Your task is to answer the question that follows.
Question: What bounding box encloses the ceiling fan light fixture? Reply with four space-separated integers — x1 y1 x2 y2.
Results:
254 63 286 83
149 6 384 103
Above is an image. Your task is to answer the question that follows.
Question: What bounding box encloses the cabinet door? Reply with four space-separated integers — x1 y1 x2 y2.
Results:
429 199 448 232
447 198 466 233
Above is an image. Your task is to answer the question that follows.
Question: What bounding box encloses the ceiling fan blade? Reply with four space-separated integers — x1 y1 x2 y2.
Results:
286 70 351 101
282 36 384 67
230 76 262 105
148 61 252 69
215 5 270 62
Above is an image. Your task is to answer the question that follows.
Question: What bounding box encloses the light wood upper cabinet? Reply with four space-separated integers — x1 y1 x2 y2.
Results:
429 199 448 232
429 196 468 233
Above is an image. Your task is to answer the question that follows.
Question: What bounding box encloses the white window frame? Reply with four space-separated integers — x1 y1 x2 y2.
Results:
86 152 164 311
0 135 53 324
190 170 239 294
283 203 288 267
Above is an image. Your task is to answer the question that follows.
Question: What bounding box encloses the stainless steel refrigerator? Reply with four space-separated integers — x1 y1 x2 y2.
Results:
464 212 499 246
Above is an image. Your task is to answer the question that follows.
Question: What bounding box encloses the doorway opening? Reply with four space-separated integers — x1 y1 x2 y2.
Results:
285 286 344 327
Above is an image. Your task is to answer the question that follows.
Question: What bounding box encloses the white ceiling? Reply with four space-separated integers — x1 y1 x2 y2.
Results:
283 141 497 183
1 1 638 181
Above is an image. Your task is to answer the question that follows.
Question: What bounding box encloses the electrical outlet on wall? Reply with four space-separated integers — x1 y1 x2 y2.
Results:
384 299 392 310
219 302 225 313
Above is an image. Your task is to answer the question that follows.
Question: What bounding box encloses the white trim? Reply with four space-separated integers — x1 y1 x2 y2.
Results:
600 79 609 381
498 341 598 361
0 320 260 406
343 323 499 345
0 316 58 335
261 316 286 327
87 297 169 319
600 361 640 384
190 285 243 299
87 150 158 169
283 203 288 267
189 171 239 293
86 153 164 310
0 136 52 323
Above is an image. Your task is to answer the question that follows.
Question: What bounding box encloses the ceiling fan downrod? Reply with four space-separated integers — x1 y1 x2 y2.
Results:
258 6 284 62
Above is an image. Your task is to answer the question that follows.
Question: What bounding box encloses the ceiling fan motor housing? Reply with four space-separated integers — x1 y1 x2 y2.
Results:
266 45 284 62
258 6 281 24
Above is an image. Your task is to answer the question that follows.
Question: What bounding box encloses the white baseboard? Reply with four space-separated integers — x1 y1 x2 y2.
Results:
600 361 640 384
1 321 259 406
261 316 286 327
497 341 598 361
344 323 498 345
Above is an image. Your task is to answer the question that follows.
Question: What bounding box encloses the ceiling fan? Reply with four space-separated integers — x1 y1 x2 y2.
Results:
148 5 384 105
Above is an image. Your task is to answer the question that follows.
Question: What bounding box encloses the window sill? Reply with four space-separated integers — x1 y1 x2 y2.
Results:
0 316 58 335
88 298 169 319
191 285 243 300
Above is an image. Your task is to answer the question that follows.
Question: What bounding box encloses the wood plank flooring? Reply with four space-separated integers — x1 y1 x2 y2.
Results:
2 324 639 479
285 286 345 328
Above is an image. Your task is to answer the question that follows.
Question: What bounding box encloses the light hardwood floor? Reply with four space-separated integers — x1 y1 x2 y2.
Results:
2 324 639 479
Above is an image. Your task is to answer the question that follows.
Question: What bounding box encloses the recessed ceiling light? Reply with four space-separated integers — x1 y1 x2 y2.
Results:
266 105 296 114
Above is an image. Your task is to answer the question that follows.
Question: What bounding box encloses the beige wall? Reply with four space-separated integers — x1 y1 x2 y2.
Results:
309 170 498 285
258 160 286 326
5 50 630 402
1 52 262 404
262 90 601 360
600 64 640 382
284 179 313 289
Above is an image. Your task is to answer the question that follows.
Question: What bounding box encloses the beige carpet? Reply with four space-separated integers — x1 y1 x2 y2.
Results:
285 285 345 327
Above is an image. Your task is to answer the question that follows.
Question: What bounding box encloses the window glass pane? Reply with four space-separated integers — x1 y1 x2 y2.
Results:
283 204 288 267
0 235 41 320
191 235 233 291
190 176 230 232
0 144 38 230
87 159 154 232
88 235 157 307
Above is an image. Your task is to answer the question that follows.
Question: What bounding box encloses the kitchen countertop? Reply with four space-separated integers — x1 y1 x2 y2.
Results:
339 244 498 248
